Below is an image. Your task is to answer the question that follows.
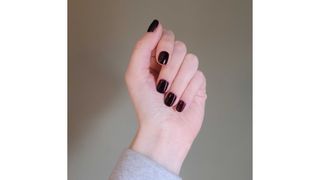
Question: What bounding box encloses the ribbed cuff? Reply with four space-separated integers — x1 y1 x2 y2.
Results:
109 149 182 180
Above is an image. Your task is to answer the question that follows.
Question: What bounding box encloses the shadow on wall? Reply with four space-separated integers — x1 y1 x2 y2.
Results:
68 0 124 148
68 56 121 147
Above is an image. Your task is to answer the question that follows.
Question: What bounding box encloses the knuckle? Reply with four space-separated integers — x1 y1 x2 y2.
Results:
185 53 199 68
160 30 175 44
203 92 208 100
174 41 187 53
164 30 175 39
196 70 206 81
197 70 203 76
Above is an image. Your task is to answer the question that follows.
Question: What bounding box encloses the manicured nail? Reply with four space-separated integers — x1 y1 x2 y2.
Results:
156 79 169 93
164 92 176 107
147 19 159 32
176 100 186 112
158 51 169 65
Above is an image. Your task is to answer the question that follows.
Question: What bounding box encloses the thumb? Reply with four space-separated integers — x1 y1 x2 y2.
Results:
128 20 163 75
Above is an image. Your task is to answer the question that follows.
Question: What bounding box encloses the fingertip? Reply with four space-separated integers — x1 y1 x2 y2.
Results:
147 19 159 32
148 20 163 44
146 19 163 39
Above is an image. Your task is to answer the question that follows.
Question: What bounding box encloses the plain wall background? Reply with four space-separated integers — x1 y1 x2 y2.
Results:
68 0 251 179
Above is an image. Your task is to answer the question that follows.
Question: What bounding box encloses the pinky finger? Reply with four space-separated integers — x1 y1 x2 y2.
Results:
175 71 206 112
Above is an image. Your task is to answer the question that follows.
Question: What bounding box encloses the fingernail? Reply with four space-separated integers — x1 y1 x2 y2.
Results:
164 92 176 107
156 79 169 93
176 100 186 112
147 19 159 32
158 51 169 65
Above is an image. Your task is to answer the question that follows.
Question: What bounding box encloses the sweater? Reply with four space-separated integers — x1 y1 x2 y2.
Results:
109 149 182 180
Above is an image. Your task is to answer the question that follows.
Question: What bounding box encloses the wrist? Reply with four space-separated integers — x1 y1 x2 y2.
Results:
130 123 192 174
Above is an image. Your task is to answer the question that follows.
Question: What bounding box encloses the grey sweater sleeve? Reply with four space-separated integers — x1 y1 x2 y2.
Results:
109 149 182 180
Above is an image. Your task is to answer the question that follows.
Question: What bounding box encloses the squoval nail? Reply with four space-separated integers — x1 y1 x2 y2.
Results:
147 19 159 32
164 92 176 107
158 51 169 65
176 100 186 112
156 79 169 93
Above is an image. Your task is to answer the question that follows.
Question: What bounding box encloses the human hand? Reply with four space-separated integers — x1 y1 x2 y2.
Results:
125 20 207 174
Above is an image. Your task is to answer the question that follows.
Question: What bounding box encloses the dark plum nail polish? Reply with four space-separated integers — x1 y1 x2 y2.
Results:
176 100 186 112
164 92 176 107
158 51 169 65
147 19 159 32
156 79 169 93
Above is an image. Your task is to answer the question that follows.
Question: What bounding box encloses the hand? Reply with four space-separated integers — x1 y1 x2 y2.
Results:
125 20 207 174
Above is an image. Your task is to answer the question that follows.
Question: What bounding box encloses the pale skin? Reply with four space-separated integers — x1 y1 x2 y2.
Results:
125 20 207 175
